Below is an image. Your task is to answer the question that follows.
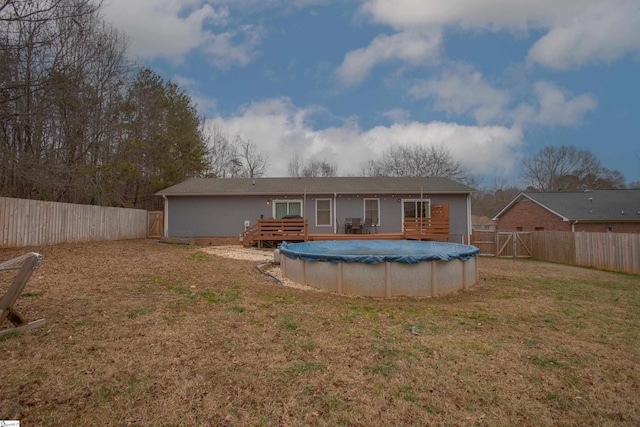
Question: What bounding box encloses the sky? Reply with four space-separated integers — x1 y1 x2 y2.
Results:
102 0 640 187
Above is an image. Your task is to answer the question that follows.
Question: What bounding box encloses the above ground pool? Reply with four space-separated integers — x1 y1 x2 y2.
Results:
278 240 480 298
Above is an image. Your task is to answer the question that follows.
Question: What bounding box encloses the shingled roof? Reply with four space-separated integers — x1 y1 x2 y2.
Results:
493 189 640 222
156 176 474 196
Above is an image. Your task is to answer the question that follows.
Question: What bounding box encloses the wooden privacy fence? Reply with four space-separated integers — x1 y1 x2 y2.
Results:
532 231 640 275
1 197 148 248
472 230 532 257
148 211 164 238
473 230 640 275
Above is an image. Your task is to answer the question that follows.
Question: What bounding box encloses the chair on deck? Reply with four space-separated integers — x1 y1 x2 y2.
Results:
0 252 46 337
350 218 362 234
363 217 374 234
344 218 353 234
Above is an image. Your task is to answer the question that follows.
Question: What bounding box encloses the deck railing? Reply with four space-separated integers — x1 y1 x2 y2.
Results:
242 206 451 247
403 217 450 242
242 218 308 247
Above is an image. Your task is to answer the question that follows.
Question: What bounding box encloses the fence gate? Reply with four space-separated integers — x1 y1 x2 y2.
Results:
472 230 497 256
497 232 532 258
148 211 164 238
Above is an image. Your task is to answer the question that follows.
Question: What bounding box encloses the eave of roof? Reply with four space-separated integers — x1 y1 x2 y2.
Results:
156 177 475 197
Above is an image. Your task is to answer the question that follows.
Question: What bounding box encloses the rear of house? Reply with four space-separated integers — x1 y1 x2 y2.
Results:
156 176 475 243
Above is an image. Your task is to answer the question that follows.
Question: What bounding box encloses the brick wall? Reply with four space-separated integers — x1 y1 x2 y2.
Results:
574 222 640 233
497 199 640 233
497 199 571 231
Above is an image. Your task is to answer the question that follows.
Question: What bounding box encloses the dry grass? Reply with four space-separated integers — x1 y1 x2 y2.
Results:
1 239 639 426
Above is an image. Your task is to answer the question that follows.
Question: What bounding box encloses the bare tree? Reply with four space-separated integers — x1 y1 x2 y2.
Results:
287 152 337 177
287 152 303 177
0 0 210 208
234 134 268 178
521 145 625 191
471 177 521 217
630 154 640 188
202 123 241 178
359 159 384 177
0 0 126 202
302 158 337 177
361 144 475 185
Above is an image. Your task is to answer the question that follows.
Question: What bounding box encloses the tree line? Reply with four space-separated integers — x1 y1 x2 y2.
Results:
0 0 267 210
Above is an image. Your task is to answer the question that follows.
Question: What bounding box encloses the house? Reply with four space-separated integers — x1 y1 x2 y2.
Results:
471 215 497 231
492 190 640 233
156 176 475 243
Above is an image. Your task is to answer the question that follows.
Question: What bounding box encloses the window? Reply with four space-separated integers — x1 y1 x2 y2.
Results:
274 200 302 218
316 199 332 227
402 199 430 218
535 227 544 231
364 198 380 225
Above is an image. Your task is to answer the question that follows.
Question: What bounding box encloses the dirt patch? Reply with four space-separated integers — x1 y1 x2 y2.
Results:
1 240 639 426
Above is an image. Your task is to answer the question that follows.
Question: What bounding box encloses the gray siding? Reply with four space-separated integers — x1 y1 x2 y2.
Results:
167 196 273 238
166 193 470 241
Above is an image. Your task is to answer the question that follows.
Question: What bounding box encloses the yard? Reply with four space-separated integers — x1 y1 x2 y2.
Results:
1 239 638 426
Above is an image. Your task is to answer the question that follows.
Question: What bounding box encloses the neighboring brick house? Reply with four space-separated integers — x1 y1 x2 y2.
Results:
492 190 640 233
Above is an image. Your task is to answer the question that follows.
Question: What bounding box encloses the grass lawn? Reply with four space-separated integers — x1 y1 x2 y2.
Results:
1 239 639 426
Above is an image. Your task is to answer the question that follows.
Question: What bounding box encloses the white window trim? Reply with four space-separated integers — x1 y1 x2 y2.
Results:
315 198 332 227
363 198 380 226
272 199 303 218
401 198 431 232
401 198 431 218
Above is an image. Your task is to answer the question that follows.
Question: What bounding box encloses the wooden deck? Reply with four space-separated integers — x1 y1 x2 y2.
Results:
242 204 451 247
242 218 448 247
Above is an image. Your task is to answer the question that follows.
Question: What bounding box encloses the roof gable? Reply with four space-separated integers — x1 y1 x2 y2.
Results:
156 177 475 197
494 190 640 222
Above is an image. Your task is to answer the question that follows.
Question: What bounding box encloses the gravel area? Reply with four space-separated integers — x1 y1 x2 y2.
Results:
200 245 318 291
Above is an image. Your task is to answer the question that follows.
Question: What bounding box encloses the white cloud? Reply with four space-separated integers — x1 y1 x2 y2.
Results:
206 97 523 178
509 82 598 127
360 0 639 71
409 65 510 125
381 108 411 124
527 82 598 127
102 0 263 66
527 1 640 70
205 25 265 68
360 0 589 31
336 31 441 86
408 66 597 128
200 0 329 11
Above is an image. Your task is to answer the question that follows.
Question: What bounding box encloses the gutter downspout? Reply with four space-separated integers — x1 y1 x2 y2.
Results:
333 192 338 234
420 185 424 240
467 193 472 244
162 195 168 237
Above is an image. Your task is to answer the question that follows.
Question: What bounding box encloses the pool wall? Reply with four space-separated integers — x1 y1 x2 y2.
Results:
281 249 478 298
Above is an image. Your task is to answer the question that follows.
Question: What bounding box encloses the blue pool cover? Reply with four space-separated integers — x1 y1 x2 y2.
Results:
279 240 479 265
